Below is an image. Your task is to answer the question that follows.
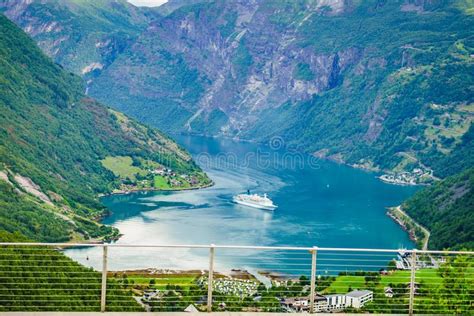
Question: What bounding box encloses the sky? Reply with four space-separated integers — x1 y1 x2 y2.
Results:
127 0 168 7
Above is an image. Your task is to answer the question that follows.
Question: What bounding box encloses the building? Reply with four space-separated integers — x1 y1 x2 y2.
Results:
282 295 327 312
326 293 347 311
281 297 308 311
184 304 199 313
345 290 373 308
142 289 159 301
324 290 373 311
395 251 412 270
384 287 394 298
313 294 329 313
281 290 373 312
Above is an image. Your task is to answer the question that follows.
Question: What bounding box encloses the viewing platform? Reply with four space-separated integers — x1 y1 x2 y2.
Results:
0 243 472 315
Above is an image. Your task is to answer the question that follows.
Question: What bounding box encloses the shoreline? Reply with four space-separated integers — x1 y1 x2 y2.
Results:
386 205 430 250
90 180 215 243
99 180 215 197
378 176 426 186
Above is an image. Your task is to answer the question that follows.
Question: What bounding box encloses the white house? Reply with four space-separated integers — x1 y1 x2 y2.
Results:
326 293 347 311
282 295 327 312
346 290 373 308
313 295 329 313
384 287 394 298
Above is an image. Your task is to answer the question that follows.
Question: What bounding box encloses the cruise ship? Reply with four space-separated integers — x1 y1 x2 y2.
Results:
232 192 278 211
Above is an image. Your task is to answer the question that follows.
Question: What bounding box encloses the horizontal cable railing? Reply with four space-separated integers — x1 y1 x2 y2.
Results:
0 243 472 314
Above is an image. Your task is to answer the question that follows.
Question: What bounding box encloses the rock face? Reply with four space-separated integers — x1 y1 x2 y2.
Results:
3 0 473 177
0 0 157 78
90 0 357 136
13 174 54 206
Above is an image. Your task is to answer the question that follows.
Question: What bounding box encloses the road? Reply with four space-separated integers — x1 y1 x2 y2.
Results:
395 206 430 250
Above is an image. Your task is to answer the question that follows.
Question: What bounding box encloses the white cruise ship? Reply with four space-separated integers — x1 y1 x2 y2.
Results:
232 192 277 211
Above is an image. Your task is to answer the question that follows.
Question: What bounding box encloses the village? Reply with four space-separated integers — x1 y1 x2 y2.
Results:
196 276 260 297
137 273 375 313
131 249 453 314
111 165 208 194
379 167 434 185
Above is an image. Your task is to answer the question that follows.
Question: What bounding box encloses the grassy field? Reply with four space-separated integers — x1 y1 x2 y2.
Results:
322 268 443 294
459 103 474 113
128 275 196 290
320 268 447 313
101 156 209 190
322 275 367 293
101 156 147 179
423 105 473 153
109 272 201 292
153 175 171 189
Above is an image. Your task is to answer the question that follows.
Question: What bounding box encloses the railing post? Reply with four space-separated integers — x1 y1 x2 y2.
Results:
409 249 416 316
100 245 108 313
207 244 215 313
309 246 318 314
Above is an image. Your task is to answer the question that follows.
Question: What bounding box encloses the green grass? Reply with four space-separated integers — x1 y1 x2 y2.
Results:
153 175 170 189
323 269 440 294
101 156 146 180
459 103 474 113
151 276 196 290
322 275 367 293
110 273 198 291
393 153 418 173
456 0 474 15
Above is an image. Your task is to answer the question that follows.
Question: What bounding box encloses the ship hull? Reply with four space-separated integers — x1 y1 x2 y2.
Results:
233 198 277 211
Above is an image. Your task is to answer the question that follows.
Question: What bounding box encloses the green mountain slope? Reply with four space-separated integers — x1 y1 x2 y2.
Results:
402 167 474 250
0 231 142 311
0 14 209 242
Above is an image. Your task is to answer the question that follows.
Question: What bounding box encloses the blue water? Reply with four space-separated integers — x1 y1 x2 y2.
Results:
65 135 418 275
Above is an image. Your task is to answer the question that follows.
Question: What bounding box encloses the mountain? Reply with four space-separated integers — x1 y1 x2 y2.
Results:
402 167 474 250
0 0 159 79
0 13 209 242
155 0 209 16
3 0 472 181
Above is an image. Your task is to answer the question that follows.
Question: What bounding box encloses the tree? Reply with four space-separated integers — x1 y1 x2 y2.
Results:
387 260 397 271
299 275 310 286
436 255 473 314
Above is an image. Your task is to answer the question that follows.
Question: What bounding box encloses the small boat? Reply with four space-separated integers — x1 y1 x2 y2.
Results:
232 192 277 211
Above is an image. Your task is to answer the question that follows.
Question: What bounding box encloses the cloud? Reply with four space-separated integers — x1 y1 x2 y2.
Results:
127 0 168 7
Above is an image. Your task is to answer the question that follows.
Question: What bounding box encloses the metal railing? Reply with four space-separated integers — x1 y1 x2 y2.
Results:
0 242 472 314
